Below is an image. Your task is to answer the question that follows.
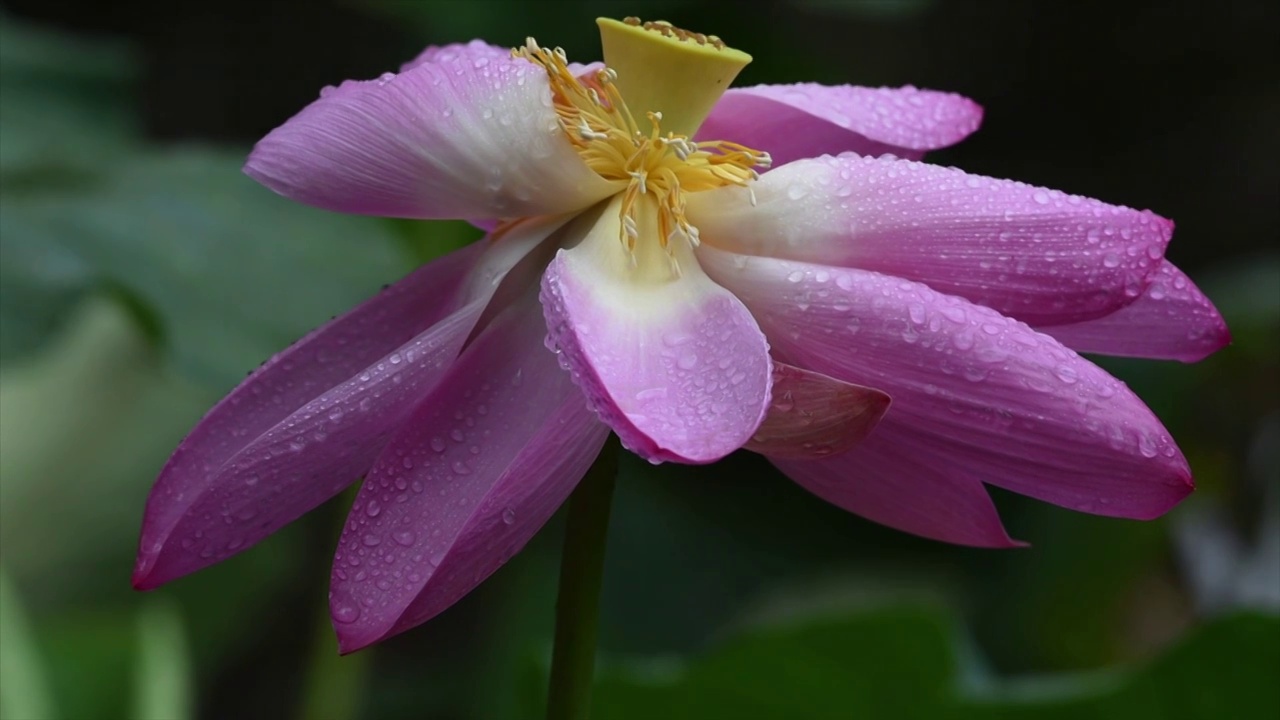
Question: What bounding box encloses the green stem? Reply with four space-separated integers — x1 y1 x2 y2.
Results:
299 488 370 720
546 437 620 720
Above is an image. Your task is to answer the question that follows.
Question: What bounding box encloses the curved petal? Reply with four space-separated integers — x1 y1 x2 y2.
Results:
774 422 1021 547
539 202 772 464
697 84 983 168
329 298 607 652
244 46 619 219
700 247 1194 522
745 363 890 460
688 153 1172 326
134 217 565 589
399 40 512 72
1042 261 1230 362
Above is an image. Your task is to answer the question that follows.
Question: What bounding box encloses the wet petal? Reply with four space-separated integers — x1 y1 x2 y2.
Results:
133 218 563 589
689 153 1172 326
245 45 618 219
398 40 512 72
745 362 890 460
698 84 983 167
540 203 772 464
329 298 606 652
701 247 1194 522
775 422 1021 547
1043 261 1230 362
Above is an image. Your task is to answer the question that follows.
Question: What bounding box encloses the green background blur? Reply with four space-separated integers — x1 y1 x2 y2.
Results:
1 1 1277 718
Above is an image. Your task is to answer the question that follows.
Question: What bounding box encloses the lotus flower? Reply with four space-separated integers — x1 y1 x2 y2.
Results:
133 18 1229 651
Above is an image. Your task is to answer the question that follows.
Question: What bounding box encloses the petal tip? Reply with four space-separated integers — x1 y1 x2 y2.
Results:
131 569 157 592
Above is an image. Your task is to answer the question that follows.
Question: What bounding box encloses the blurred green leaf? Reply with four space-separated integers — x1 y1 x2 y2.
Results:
963 612 1280 719
558 606 1279 720
570 604 959 720
37 610 135 720
1 150 413 389
0 295 310 672
133 599 192 720
0 11 137 173
0 568 58 720
0 298 213 585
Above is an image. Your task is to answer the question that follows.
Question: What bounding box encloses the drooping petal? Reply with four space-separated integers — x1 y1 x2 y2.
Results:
688 153 1172 326
744 363 890 460
700 247 1194 522
697 84 983 167
134 218 565 589
1042 261 1230 362
329 298 606 652
774 423 1021 547
539 202 772 464
244 46 619 220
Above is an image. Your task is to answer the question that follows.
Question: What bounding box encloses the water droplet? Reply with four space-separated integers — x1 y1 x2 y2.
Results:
333 603 361 623
393 530 415 546
430 437 446 453
501 507 516 525
907 303 927 325
365 500 382 517
362 534 381 547
1137 434 1158 458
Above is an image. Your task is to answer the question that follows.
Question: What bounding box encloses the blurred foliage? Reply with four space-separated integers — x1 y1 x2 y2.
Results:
0 2 1276 720
562 608 1278 720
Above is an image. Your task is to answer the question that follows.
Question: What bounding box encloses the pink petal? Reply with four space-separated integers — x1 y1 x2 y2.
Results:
688 153 1172 326
134 219 562 589
700 247 1194 523
244 46 618 220
539 241 772 465
774 422 1021 547
745 363 890 460
1042 261 1230 362
697 84 983 168
399 40 513 72
329 298 607 652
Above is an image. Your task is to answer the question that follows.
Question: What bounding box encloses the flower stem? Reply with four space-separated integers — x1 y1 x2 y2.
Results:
545 436 620 720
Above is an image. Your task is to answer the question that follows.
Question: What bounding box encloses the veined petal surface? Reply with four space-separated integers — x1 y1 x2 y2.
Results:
1043 261 1230 362
329 298 606 652
399 40 513 72
745 363 890 460
245 44 619 220
540 204 772 464
698 84 982 167
134 218 564 589
774 422 1021 548
688 153 1172 326
700 247 1194 522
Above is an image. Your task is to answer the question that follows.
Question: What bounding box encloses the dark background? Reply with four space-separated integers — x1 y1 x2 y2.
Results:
0 1 1276 719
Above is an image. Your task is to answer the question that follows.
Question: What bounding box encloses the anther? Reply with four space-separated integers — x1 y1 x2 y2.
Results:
629 170 649 194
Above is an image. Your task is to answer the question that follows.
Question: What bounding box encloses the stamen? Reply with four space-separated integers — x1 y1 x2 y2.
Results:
514 33 768 275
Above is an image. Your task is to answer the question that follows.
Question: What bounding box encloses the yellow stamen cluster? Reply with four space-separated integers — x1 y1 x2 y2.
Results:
513 38 770 261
